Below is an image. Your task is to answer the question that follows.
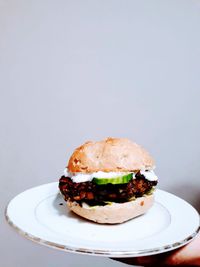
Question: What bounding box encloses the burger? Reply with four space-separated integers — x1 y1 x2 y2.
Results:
59 137 158 224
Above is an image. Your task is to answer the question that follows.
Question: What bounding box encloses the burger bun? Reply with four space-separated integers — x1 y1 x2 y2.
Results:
67 194 154 224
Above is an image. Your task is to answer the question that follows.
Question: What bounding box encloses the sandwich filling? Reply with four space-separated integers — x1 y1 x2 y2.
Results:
59 169 158 207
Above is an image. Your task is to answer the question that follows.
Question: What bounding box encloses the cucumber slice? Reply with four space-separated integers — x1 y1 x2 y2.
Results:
92 173 133 185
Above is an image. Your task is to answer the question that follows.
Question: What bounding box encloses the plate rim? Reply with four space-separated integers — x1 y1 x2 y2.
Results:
5 183 200 257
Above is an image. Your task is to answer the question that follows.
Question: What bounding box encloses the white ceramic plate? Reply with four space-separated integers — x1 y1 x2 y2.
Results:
5 182 199 257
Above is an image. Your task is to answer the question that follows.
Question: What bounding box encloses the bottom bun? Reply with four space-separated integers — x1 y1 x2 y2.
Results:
67 194 154 224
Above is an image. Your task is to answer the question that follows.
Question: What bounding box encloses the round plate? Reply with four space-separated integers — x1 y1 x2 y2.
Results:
5 182 199 257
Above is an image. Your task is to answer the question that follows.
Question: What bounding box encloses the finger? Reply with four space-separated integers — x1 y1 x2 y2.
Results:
110 235 200 267
110 251 176 267
110 257 141 266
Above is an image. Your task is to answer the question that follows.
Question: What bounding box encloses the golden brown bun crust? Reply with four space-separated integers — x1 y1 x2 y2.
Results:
67 194 154 224
68 137 154 173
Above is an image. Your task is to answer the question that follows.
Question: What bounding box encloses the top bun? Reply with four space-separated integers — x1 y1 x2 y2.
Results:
67 137 154 173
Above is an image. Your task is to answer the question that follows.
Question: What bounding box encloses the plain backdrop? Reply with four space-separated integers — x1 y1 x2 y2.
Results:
1 0 200 266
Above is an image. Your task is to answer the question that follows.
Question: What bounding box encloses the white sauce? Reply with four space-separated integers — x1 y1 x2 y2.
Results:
71 173 93 183
140 170 158 181
63 168 69 177
63 168 158 183
63 168 93 182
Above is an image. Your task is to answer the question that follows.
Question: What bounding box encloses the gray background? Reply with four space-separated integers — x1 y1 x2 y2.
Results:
1 0 200 266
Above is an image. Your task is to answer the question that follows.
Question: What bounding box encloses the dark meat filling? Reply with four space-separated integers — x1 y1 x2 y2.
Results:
59 172 158 206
